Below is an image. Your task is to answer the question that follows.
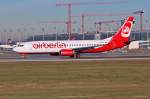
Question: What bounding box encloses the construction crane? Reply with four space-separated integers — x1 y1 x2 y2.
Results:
133 10 144 31
72 13 130 33
56 0 127 40
94 20 121 32
75 10 144 33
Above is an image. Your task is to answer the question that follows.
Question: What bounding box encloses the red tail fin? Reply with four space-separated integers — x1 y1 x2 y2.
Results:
82 16 134 53
111 16 134 44
102 16 134 50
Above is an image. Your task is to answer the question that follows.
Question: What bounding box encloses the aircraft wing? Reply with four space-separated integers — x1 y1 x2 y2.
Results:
0 45 14 49
72 45 97 52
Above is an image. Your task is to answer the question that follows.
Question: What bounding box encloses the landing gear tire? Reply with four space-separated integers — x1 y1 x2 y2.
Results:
70 53 80 58
74 53 80 59
70 55 74 58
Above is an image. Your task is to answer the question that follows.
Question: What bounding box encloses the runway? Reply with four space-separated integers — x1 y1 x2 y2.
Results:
1 57 150 62
1 50 150 62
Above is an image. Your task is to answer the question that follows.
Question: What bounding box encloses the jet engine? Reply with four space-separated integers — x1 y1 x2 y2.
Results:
60 49 75 56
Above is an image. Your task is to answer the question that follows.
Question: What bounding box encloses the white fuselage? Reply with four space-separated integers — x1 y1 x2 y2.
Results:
13 37 112 53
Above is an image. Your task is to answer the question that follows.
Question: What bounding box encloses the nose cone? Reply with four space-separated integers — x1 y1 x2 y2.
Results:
13 47 22 53
13 47 19 52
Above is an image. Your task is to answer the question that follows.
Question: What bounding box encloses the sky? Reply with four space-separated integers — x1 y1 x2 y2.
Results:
0 0 150 41
0 0 149 25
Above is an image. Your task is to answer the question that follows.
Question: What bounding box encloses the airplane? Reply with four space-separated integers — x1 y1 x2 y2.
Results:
0 45 14 49
13 16 134 58
0 39 16 50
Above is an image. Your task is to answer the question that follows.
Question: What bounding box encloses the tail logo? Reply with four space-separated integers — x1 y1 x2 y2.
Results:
121 21 132 38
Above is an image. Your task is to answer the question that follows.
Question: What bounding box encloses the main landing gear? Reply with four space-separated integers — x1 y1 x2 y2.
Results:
70 53 80 58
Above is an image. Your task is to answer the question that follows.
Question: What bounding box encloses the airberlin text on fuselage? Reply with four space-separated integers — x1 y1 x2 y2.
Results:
32 42 67 49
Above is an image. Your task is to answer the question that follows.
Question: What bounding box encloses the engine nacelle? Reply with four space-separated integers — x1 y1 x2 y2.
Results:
60 49 75 56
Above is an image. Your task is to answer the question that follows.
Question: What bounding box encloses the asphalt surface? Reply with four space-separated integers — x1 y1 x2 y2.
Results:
1 57 150 62
0 49 150 62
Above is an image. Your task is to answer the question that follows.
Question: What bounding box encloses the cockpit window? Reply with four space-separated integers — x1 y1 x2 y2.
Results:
17 45 24 47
